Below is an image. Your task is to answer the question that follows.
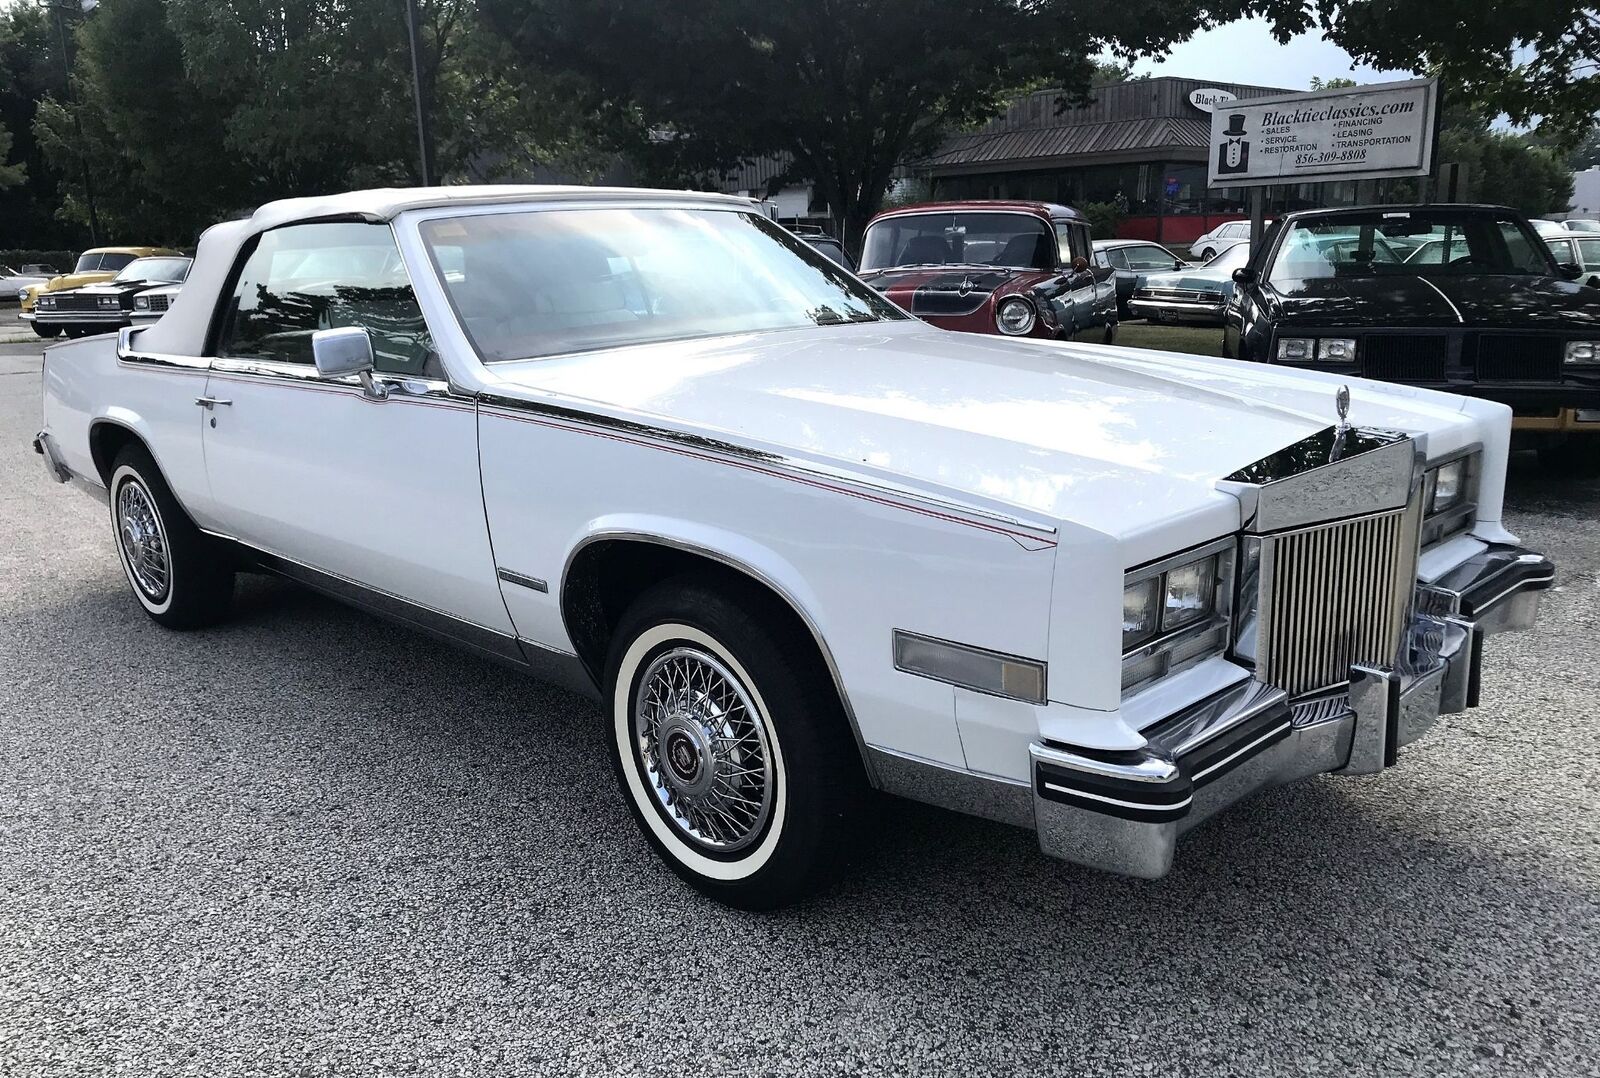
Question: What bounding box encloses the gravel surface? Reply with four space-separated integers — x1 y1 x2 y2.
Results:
2 342 1597 1076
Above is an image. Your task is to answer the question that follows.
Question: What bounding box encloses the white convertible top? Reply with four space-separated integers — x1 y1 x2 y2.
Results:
134 185 756 357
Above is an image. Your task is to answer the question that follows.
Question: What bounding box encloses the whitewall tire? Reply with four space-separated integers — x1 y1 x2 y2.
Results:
604 576 861 909
109 444 234 629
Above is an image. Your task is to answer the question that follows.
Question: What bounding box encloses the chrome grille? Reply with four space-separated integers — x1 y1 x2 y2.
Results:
147 294 170 312
1258 505 1419 697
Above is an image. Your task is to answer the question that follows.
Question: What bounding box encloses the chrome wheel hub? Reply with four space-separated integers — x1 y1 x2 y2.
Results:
633 646 774 854
116 479 170 603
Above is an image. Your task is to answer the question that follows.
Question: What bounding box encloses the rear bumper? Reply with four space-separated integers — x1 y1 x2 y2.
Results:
1129 297 1226 324
1029 542 1554 878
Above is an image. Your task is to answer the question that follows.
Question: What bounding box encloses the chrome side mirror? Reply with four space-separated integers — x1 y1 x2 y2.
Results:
311 326 387 400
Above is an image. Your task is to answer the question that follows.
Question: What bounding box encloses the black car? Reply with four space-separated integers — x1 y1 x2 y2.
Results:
31 256 192 338
1225 204 1600 470
1092 239 1191 317
792 228 855 270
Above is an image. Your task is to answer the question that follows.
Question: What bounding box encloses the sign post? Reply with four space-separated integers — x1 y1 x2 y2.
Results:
1208 78 1440 191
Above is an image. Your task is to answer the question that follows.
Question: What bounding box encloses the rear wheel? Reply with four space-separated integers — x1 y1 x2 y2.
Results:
1199 247 1216 261
1103 318 1118 344
109 444 235 628
604 576 861 909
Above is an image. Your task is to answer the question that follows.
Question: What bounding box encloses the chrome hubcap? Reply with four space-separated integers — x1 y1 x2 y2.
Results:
633 646 774 854
116 479 169 603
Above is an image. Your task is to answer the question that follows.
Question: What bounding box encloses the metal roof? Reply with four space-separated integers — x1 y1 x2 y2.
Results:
928 116 1214 169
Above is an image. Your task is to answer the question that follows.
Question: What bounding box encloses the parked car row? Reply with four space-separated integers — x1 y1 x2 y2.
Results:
17 246 189 338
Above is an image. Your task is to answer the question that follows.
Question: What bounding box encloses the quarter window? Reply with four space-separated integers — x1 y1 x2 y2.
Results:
216 222 433 375
1122 245 1181 271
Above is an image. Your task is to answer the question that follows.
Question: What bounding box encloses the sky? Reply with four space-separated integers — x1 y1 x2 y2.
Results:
1129 18 1411 91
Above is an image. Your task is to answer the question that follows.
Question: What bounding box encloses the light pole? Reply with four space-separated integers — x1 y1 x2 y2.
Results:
38 0 101 245
404 0 433 186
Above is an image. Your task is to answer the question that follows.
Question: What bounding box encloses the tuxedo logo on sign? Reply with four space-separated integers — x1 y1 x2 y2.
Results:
1217 113 1250 175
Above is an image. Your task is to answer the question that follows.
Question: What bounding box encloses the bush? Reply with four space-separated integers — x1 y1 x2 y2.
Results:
0 250 79 273
1079 202 1121 240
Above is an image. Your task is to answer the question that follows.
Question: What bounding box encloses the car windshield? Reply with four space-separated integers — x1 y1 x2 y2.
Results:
1267 212 1551 284
859 212 1055 271
420 207 904 363
73 253 102 273
1206 244 1251 270
1566 220 1600 233
113 257 190 284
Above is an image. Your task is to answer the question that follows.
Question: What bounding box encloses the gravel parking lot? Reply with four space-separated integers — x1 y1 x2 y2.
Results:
2 340 1598 1077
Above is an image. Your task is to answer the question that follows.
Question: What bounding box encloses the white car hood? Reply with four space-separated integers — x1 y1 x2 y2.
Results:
486 322 1483 554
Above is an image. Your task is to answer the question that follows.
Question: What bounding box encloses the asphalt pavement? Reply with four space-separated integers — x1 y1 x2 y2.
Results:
2 340 1598 1076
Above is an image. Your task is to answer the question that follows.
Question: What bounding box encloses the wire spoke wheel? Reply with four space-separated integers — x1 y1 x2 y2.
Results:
632 646 775 855
115 479 171 604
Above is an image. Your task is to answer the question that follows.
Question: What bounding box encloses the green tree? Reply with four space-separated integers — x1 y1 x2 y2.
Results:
480 0 1252 250
1256 0 1599 140
0 123 24 191
0 5 73 246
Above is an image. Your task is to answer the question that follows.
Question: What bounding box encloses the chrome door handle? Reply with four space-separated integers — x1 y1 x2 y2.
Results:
194 396 232 409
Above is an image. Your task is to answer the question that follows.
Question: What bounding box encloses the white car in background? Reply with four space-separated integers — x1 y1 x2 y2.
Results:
1 264 50 300
129 282 183 324
1560 219 1600 233
1530 219 1570 239
1188 219 1267 261
32 185 1555 908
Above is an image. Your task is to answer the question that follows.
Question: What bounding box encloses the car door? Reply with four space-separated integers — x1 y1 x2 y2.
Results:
198 220 516 646
1054 221 1114 332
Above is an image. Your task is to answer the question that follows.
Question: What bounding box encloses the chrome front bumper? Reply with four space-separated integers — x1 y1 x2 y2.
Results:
32 310 127 324
1030 543 1555 879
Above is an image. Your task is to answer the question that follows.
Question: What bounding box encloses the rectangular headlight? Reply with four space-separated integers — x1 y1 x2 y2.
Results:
892 631 1046 705
1276 337 1315 362
1317 337 1357 362
1121 540 1232 695
1566 340 1599 365
1429 459 1466 513
133 296 149 309
99 297 119 309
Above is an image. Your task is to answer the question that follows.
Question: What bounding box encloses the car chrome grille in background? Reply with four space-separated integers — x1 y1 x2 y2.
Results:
147 295 170 312
1361 334 1447 382
1258 505 1419 697
50 294 105 313
910 291 990 317
1475 334 1562 381
1135 287 1214 302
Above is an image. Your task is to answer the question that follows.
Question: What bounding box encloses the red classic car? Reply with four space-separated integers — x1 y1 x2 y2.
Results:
857 201 1119 342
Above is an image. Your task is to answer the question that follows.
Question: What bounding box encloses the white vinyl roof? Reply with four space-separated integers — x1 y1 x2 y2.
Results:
132 185 758 357
248 184 753 231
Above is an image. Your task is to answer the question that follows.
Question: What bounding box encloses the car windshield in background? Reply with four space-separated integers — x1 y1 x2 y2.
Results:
1267 212 1551 285
421 208 903 363
860 213 1055 271
1207 244 1251 271
113 257 190 284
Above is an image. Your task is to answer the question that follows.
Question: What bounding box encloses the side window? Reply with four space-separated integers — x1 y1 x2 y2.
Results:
217 221 433 376
1104 248 1129 270
1498 223 1549 274
1578 238 1600 265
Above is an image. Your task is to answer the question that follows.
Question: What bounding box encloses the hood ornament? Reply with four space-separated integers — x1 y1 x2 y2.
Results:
1329 384 1352 463
958 273 973 296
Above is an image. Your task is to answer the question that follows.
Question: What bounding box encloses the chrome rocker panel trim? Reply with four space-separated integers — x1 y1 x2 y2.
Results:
1028 544 1553 880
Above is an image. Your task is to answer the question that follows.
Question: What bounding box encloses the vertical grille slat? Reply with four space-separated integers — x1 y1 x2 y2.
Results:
1259 506 1415 697
1476 335 1561 381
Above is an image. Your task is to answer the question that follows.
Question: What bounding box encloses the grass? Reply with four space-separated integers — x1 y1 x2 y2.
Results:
1113 320 1227 358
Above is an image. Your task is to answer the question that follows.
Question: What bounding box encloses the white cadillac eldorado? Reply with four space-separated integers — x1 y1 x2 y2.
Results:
34 186 1554 908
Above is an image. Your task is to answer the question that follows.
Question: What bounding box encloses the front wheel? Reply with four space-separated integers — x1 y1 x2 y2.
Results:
1199 247 1216 261
109 444 236 628
605 576 861 909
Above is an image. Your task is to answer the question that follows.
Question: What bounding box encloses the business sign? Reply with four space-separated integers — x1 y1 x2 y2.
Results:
1207 77 1439 188
1187 87 1237 113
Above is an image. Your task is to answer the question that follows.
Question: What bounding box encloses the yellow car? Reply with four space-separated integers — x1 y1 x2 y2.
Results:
20 246 183 338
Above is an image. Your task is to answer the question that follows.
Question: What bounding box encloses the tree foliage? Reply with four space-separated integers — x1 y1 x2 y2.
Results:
0 123 24 191
1253 0 1600 141
479 0 1254 248
28 0 609 244
0 5 72 246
